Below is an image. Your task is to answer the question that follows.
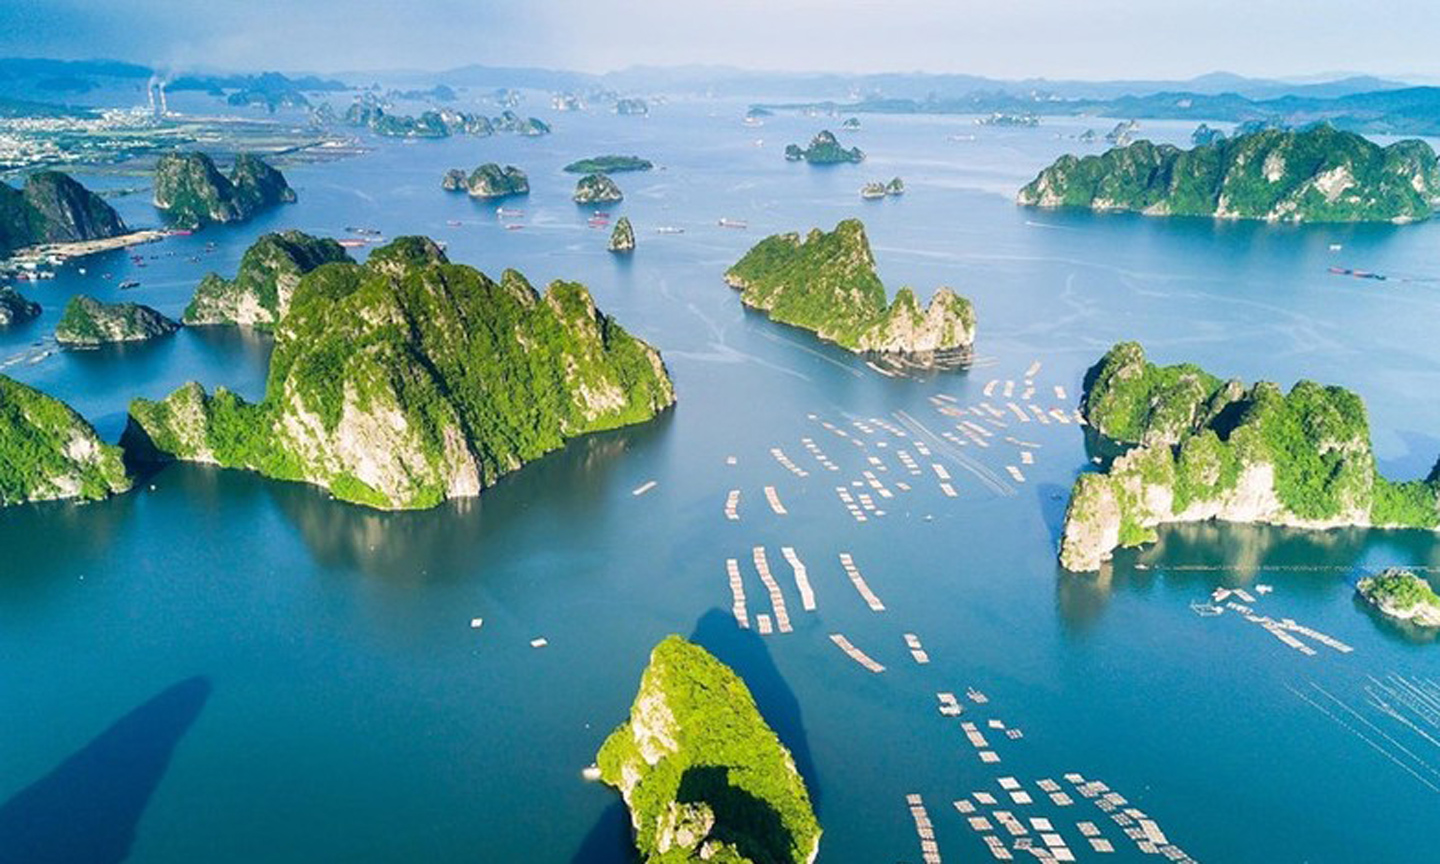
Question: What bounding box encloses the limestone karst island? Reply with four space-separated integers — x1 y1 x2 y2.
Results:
3 5 1438 864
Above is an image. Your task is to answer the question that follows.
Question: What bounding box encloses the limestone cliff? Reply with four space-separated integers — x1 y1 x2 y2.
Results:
0 374 130 506
55 296 180 346
184 231 351 327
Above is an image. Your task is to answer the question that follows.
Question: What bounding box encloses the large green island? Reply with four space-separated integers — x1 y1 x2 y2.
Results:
597 635 822 864
1018 125 1440 222
0 374 131 506
1 170 128 257
1059 342 1440 571
725 219 975 364
124 237 675 510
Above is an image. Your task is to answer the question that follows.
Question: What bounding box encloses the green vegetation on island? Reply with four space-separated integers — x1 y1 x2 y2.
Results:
724 219 974 362
564 155 654 174
596 636 822 864
153 152 296 229
861 177 904 199
0 286 41 325
56 295 180 345
344 98 549 139
1018 125 1440 223
1357 568 1440 628
441 163 529 199
125 237 675 510
184 231 352 327
0 170 127 257
0 374 130 506
609 216 636 253
783 130 864 165
1059 342 1440 571
574 172 624 204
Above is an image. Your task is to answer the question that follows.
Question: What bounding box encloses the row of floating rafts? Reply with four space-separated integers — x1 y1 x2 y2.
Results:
897 449 923 475
799 436 839 471
914 438 933 457
839 552 886 611
769 446 809 478
818 418 865 448
763 485 788 515
726 558 749 629
1004 465 1027 483
829 633 885 673
904 632 930 664
905 794 942 864
854 490 883 517
866 453 888 471
852 419 878 435
937 692 964 716
724 489 740 521
834 486 868 522
751 546 793 633
869 416 912 438
780 546 817 611
861 470 895 499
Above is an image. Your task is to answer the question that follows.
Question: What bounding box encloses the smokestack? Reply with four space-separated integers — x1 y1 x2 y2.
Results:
159 82 169 116
146 75 157 114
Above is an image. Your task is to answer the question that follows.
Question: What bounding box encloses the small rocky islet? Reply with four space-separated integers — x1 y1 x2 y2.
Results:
725 219 974 364
55 295 180 346
1357 568 1440 628
784 130 864 165
573 172 624 204
596 635 822 864
441 163 529 199
608 216 635 253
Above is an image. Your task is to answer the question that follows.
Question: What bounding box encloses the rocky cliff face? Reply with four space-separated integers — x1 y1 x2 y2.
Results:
0 171 127 256
724 219 975 361
0 286 41 326
0 374 130 506
153 152 295 229
1019 126 1440 223
574 172 623 203
184 231 351 327
596 636 822 864
1059 342 1440 571
126 236 675 510
55 296 180 346
608 216 636 253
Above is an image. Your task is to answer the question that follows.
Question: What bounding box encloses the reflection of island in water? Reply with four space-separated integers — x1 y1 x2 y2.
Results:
1057 520 1440 643
0 676 211 863
272 414 675 579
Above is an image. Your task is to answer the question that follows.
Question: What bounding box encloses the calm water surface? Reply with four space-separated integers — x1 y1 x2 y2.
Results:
2 101 1439 863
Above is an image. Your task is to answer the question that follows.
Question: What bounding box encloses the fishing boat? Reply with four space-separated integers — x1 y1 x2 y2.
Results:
655 226 685 234
118 280 141 290
717 218 748 229
1327 266 1386 281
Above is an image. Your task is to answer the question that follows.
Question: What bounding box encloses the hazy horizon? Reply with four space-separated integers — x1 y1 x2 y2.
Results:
4 0 1438 82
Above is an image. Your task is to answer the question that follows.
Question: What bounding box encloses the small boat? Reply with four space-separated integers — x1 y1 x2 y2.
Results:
118 280 141 290
337 238 368 248
1327 266 1386 281
655 226 685 234
1329 243 1342 251
169 229 193 237
504 224 525 231
718 218 748 229
495 207 525 217
446 219 462 226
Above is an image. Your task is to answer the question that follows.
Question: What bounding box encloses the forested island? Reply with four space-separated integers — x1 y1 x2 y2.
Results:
608 216 635 253
184 231 351 327
125 237 675 510
345 100 550 138
574 173 624 203
564 155 653 174
725 219 974 363
153 152 296 229
1357 568 1440 628
1018 126 1440 222
597 636 822 864
1059 342 1440 571
0 286 41 325
55 296 179 345
442 164 529 199
0 374 131 506
0 170 127 257
784 130 864 165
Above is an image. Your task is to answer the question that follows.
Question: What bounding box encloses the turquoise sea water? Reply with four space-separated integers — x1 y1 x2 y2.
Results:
2 101 1440 862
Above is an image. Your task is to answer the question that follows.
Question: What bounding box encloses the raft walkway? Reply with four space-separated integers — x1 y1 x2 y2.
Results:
726 558 749 629
764 485 788 515
781 546 817 611
830 633 885 673
752 546 793 633
724 489 740 521
769 447 809 478
905 793 942 864
839 553 885 611
905 632 930 664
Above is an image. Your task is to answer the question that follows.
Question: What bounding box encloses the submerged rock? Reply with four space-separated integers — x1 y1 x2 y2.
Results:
56 295 180 346
0 374 131 505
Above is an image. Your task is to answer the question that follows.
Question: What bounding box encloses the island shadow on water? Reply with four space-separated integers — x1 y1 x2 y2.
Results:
0 676 211 864
568 608 818 864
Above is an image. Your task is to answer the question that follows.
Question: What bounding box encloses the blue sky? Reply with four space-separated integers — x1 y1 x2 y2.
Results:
3 0 1438 80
